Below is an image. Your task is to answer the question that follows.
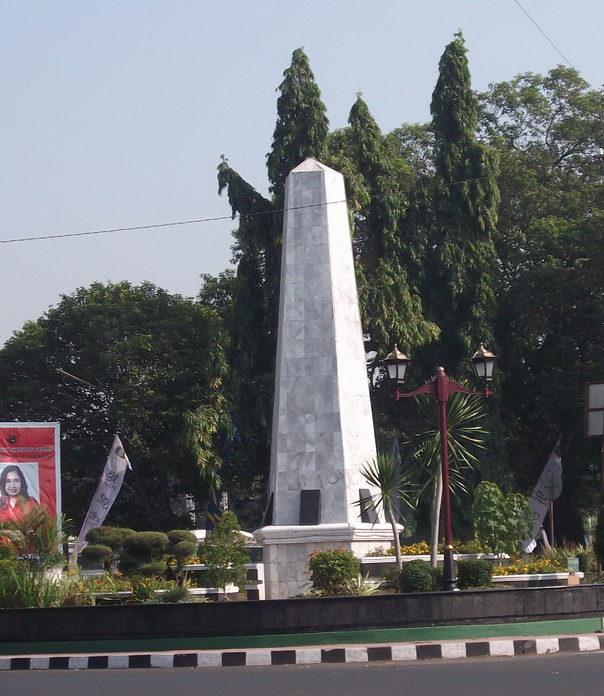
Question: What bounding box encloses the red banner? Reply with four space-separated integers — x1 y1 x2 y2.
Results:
0 423 61 520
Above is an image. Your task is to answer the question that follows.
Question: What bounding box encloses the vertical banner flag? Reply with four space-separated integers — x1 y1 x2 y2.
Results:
523 437 563 552
0 423 61 520
70 435 131 561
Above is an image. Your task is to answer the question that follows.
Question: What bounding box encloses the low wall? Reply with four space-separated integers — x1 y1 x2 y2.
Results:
2 584 604 644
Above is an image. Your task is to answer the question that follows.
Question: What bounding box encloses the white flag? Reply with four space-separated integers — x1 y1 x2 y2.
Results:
523 437 562 552
70 435 131 561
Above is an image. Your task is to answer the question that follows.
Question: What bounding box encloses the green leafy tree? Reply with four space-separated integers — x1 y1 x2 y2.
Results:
198 511 249 599
266 47 329 201
217 49 330 516
330 95 439 357
0 281 230 530
428 32 499 373
471 481 532 558
478 66 604 539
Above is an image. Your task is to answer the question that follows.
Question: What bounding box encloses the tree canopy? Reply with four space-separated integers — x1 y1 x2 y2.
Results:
1 42 602 543
0 281 230 530
428 32 499 374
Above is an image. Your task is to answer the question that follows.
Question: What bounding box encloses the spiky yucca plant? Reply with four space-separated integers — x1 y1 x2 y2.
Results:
404 391 487 567
358 453 416 569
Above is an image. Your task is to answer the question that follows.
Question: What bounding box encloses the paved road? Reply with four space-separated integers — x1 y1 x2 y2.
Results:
2 651 604 696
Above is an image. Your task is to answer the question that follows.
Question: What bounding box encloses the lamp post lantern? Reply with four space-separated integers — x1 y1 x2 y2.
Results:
384 345 496 591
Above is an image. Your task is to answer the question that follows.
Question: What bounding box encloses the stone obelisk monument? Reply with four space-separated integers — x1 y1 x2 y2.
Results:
254 159 396 599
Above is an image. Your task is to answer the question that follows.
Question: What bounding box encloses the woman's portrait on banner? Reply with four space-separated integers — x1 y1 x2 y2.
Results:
0 463 40 521
0 424 61 521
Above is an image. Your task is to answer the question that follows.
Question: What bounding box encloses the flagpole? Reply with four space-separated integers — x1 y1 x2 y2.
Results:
601 432 604 490
549 471 555 548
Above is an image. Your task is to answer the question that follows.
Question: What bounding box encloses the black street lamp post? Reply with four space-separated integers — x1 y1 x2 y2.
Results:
384 344 497 591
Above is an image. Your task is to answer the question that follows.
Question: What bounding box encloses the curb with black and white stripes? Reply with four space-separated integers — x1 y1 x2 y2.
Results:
2 634 604 670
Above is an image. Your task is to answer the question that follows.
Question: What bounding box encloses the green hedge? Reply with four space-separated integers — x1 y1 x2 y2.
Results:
399 560 435 593
456 559 493 589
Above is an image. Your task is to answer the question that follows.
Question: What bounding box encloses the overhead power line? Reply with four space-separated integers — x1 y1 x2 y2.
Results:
513 0 575 69
0 214 236 245
0 202 348 246
1 175 491 247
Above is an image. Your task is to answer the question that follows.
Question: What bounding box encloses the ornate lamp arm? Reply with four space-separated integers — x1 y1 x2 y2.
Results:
394 367 492 403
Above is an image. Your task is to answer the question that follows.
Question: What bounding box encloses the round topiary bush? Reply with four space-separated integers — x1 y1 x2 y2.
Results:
456 559 493 589
399 560 435 593
308 547 360 595
172 540 197 560
122 531 169 562
85 526 135 550
80 544 113 565
167 529 198 547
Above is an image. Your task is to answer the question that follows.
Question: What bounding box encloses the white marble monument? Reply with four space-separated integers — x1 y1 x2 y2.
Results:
254 159 396 599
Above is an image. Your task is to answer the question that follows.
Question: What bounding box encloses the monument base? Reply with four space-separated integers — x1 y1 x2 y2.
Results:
254 523 399 599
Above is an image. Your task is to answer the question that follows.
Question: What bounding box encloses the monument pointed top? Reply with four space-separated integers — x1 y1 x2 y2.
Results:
290 158 336 174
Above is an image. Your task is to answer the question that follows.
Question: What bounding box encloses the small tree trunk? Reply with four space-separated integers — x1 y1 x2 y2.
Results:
430 467 443 568
386 502 402 569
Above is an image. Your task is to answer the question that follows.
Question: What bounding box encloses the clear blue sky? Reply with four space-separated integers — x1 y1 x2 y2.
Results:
2 1 602 345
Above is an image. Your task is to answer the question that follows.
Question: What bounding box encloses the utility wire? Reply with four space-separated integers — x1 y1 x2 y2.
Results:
513 0 575 69
0 202 349 246
0 176 490 246
0 214 235 245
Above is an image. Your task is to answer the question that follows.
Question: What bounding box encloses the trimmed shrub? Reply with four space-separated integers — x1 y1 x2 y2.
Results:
433 565 444 589
399 560 435 593
122 531 169 562
172 540 197 560
137 561 167 577
167 529 197 547
456 559 493 589
80 544 113 566
382 564 402 589
85 526 135 550
308 547 360 595
119 531 169 574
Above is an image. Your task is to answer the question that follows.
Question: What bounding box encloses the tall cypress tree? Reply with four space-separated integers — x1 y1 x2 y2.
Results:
216 160 274 495
267 47 329 201
216 49 329 517
344 95 438 355
428 32 500 374
419 34 507 510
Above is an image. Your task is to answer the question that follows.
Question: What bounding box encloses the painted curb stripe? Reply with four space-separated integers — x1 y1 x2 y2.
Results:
2 635 604 670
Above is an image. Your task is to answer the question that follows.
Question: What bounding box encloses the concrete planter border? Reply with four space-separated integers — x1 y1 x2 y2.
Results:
1 584 604 645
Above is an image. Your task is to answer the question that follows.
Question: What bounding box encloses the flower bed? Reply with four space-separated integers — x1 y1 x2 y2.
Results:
491 572 583 587
361 553 582 589
492 559 563 575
